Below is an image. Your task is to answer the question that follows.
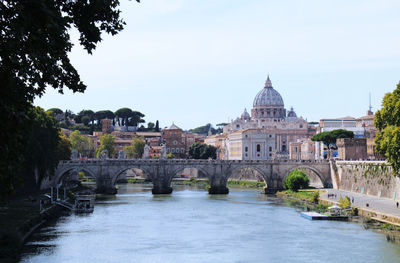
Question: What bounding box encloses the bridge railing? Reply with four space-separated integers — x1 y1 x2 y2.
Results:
59 158 331 165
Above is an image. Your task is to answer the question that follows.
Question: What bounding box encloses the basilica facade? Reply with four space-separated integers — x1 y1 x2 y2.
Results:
205 76 315 160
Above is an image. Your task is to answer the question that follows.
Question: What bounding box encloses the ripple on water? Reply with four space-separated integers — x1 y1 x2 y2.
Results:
20 184 400 263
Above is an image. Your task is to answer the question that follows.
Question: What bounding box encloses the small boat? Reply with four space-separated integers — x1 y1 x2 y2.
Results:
74 195 95 213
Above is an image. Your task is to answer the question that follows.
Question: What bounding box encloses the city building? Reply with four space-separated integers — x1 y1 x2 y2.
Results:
289 139 316 161
206 76 316 160
337 138 367 160
162 123 187 158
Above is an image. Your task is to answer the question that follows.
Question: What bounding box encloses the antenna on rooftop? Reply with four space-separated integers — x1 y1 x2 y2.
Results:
369 92 372 112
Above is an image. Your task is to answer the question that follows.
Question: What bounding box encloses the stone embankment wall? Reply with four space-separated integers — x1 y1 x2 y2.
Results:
333 161 400 200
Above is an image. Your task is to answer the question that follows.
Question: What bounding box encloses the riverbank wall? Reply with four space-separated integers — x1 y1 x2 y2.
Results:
332 161 400 201
319 198 400 227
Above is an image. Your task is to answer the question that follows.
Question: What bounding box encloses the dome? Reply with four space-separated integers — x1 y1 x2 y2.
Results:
287 107 297 117
253 76 284 107
241 108 250 120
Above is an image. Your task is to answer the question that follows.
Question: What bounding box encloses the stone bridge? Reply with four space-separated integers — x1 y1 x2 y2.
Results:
54 159 332 194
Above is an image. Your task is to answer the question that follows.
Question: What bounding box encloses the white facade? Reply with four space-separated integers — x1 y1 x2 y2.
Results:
207 76 315 160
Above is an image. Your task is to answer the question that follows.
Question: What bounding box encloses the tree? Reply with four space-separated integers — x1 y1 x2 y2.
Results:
129 111 145 127
147 122 155 130
124 137 145 158
47 108 63 116
115 108 133 127
81 116 90 126
56 132 72 161
69 130 93 157
190 123 216 135
17 107 67 193
96 134 116 158
311 129 354 158
375 81 400 174
0 0 140 200
188 143 217 159
155 120 160 132
283 170 310 192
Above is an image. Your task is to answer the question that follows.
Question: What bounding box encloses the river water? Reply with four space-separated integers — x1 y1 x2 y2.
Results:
21 184 400 263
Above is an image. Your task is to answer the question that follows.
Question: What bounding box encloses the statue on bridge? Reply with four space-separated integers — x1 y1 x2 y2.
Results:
142 144 150 159
160 144 167 159
118 150 126 159
71 150 78 160
98 149 108 159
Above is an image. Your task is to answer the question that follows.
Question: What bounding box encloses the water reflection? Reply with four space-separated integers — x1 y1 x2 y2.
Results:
21 184 400 263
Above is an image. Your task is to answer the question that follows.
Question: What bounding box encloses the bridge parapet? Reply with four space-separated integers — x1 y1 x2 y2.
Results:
55 158 332 195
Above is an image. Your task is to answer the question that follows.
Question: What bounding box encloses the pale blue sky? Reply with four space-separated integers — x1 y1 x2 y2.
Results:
34 0 400 130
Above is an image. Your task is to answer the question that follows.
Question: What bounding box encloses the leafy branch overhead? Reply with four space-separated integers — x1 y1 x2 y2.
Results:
0 0 140 200
374 81 400 175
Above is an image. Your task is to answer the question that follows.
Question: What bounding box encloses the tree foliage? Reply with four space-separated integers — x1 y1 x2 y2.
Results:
188 143 217 159
375 81 400 174
47 108 63 116
190 123 216 135
0 0 139 199
311 129 354 158
283 170 310 192
96 134 116 158
12 107 70 196
69 130 93 157
124 137 146 158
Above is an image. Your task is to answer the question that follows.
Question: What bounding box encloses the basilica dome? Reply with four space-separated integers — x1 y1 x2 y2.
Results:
253 76 284 107
241 108 251 120
251 76 286 120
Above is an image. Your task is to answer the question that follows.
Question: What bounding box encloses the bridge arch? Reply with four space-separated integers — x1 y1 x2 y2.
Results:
55 166 97 186
171 165 210 180
283 165 325 188
111 166 152 186
225 166 268 188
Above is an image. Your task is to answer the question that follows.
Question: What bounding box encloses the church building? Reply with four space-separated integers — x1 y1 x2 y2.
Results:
205 76 315 160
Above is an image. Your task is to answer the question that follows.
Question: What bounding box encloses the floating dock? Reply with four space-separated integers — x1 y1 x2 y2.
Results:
301 212 348 221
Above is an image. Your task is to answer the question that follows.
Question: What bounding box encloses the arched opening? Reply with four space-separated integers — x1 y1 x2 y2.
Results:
113 167 150 186
285 167 324 189
57 168 97 194
171 167 209 191
112 167 153 194
227 167 267 190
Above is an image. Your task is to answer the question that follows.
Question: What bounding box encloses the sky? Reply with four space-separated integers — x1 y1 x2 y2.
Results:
34 0 400 130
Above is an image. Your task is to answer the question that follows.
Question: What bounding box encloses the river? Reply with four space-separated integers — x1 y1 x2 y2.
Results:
20 184 400 263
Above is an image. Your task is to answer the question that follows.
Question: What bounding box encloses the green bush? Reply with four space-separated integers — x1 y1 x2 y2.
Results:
283 170 310 192
312 191 320 204
339 195 351 208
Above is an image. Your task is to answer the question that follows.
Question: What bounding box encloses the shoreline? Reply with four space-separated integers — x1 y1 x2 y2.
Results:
277 189 400 244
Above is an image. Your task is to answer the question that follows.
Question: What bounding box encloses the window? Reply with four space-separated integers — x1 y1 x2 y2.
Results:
245 135 248 138
173 140 178 145
257 144 261 152
269 146 272 151
282 145 287 152
269 134 272 138
181 148 185 153
172 148 175 153
245 146 248 152
245 153 248 157
236 124 240 128
300 124 303 128
167 148 170 153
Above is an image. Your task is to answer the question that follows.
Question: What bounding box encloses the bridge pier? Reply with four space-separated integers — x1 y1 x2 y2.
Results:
264 188 280 194
208 185 229 194
96 178 117 195
208 175 229 194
